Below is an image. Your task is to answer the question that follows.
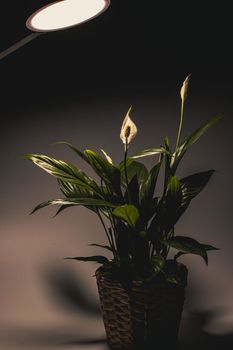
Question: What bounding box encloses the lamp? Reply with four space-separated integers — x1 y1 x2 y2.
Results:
0 0 110 60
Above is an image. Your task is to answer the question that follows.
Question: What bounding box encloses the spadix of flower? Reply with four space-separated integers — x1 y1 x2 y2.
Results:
120 106 138 146
100 149 114 165
180 74 191 102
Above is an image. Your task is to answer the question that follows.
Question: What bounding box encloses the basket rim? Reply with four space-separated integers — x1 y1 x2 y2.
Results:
95 260 188 287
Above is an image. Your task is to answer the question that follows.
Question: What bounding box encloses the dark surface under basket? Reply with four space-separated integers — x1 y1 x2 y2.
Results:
96 264 188 350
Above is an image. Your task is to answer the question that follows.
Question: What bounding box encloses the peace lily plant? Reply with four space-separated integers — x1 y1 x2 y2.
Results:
24 76 220 283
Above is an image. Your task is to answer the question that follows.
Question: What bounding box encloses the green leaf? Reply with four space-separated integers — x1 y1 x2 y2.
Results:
165 176 183 222
147 177 182 250
141 161 162 203
84 149 115 181
174 251 187 261
166 276 180 284
58 179 94 198
131 147 169 159
64 255 109 264
149 171 215 238
182 115 221 150
31 198 117 214
88 244 114 252
58 179 104 213
124 174 140 206
202 244 219 251
120 160 148 187
174 243 219 261
165 176 183 221
137 231 147 238
163 260 188 286
151 255 165 274
164 136 172 153
24 154 101 195
172 116 221 171
180 170 215 203
163 137 173 188
161 236 209 265
139 161 162 226
53 204 73 217
117 158 134 172
54 141 89 163
84 149 122 197
167 176 182 197
113 204 139 227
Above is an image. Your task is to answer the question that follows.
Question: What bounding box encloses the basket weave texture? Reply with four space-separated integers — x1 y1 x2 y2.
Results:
96 265 187 350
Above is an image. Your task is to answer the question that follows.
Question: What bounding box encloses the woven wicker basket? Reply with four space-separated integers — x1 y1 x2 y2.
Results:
96 264 187 350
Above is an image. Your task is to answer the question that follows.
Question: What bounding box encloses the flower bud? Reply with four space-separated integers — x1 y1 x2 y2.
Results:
180 74 191 102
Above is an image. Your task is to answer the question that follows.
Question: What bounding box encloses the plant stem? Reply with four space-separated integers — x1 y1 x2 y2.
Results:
162 228 174 260
124 139 129 186
124 138 131 203
106 208 117 250
149 242 154 258
175 99 185 150
105 185 118 254
100 179 104 193
96 209 113 251
110 213 118 253
108 227 117 260
150 243 156 258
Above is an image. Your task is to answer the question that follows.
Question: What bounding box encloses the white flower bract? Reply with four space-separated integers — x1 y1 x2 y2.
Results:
100 148 114 165
120 106 138 146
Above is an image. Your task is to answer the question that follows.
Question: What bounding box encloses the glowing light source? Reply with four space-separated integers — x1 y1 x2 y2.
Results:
26 0 110 32
0 0 110 61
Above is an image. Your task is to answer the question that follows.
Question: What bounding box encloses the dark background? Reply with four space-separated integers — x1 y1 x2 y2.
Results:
1 0 233 109
1 1 233 349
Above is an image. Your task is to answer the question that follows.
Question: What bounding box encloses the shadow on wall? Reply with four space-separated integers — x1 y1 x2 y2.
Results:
40 263 101 316
0 325 107 348
2 320 232 350
180 309 233 349
37 263 233 350
179 281 233 349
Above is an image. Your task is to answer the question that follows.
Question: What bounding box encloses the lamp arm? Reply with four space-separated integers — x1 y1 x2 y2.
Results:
0 32 43 61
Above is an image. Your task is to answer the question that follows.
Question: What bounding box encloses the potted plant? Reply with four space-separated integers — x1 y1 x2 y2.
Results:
24 76 220 349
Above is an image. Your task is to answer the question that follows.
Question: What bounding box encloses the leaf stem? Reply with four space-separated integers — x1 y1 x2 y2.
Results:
164 228 174 258
149 242 154 258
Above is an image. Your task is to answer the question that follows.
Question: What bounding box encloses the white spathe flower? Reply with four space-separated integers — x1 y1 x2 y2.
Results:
100 148 114 165
180 74 191 102
120 106 138 146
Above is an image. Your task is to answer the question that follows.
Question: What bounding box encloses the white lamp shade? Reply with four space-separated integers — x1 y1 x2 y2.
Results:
26 0 110 32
